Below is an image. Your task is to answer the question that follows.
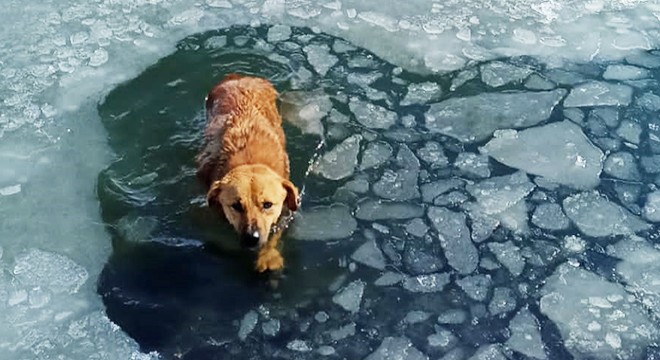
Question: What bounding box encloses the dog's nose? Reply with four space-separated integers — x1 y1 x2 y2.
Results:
240 231 260 248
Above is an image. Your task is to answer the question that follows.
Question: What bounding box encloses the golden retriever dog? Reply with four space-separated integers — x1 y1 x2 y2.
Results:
196 74 299 272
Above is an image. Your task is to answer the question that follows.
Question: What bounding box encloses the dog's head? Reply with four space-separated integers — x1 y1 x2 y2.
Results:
206 164 299 249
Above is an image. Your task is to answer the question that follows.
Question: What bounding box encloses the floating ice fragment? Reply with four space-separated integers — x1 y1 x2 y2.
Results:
0 184 21 196
481 121 604 189
562 191 650 237
351 239 386 270
313 135 361 180
401 82 442 105
355 199 423 221
402 273 450 293
532 203 570 231
455 152 490 178
365 337 428 360
238 310 258 341
287 340 312 352
540 263 658 359
480 61 533 87
487 241 525 277
289 204 357 240
506 307 547 359
332 280 364 313
488 287 516 315
563 81 633 107
603 65 650 81
426 89 566 143
427 207 478 274
456 275 492 301
603 151 640 180
349 97 397 129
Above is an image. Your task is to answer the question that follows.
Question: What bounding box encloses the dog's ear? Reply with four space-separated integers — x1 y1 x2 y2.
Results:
206 180 223 208
282 179 300 211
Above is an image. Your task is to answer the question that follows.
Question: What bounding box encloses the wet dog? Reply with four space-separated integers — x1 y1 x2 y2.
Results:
196 74 299 272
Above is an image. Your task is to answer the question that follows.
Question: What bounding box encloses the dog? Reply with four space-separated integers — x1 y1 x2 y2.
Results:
196 74 299 272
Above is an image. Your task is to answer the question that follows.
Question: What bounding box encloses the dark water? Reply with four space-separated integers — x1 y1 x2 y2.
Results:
96 25 660 359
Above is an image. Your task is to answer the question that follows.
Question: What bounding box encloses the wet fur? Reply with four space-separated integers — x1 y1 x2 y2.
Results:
196 74 299 272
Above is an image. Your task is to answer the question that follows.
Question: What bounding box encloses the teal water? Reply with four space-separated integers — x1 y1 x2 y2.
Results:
96 25 660 359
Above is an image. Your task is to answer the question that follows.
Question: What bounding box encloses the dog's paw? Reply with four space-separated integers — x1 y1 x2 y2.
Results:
256 249 284 273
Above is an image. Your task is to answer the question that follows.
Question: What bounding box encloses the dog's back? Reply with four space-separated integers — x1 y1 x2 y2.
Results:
196 75 290 188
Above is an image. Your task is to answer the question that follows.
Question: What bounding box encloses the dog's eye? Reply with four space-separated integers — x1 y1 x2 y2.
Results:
231 202 243 212
263 201 273 209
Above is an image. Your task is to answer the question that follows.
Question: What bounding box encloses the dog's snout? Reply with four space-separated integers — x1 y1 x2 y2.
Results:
241 232 260 248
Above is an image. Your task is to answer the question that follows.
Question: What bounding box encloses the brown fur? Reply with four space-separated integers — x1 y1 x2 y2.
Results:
196 74 299 272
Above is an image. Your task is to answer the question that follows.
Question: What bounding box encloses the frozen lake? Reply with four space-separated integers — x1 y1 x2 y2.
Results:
1 1 660 359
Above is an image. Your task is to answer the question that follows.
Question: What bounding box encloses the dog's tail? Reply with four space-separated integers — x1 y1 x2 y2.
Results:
222 73 243 82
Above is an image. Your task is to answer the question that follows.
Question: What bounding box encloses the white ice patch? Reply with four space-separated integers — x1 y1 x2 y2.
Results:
425 89 566 143
289 204 357 241
607 237 660 320
481 121 604 189
563 191 650 237
540 263 659 360
313 135 362 180
563 81 633 107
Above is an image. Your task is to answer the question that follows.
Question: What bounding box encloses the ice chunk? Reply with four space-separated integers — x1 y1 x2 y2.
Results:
365 337 428 360
524 74 555 90
267 25 292 42
602 65 650 81
616 120 642 145
488 287 516 316
261 319 280 337
290 204 357 240
355 199 423 221
643 191 660 222
332 280 364 313
603 151 640 180
287 340 312 352
487 241 524 277
349 97 397 129
607 237 660 319
437 309 467 324
360 141 392 170
375 272 404 286
351 239 386 270
401 82 442 106
493 199 529 233
313 135 362 180
303 44 337 76
403 310 431 324
0 184 21 196
540 263 659 359
636 92 660 112
416 142 448 169
456 274 492 301
317 346 336 356
427 207 478 274
450 67 478 91
468 344 507 360
329 322 356 341
454 152 490 178
481 121 604 189
238 310 258 341
405 218 429 237
13 249 88 294
480 61 533 87
280 90 331 136
427 328 457 349
506 307 547 359
425 89 566 143
563 191 650 237
402 273 450 293
403 242 444 275
434 191 469 207
421 179 464 203
373 168 419 201
466 172 535 215
531 203 570 231
625 52 660 69
563 81 633 107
